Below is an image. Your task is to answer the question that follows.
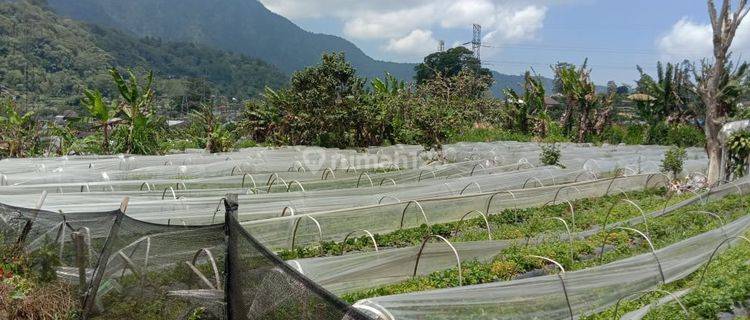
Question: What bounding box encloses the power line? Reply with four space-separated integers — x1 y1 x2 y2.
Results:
482 59 638 71
480 43 710 56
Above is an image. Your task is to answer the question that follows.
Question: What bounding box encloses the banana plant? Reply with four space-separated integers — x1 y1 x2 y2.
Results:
371 73 406 96
109 68 156 154
0 98 36 157
82 89 118 154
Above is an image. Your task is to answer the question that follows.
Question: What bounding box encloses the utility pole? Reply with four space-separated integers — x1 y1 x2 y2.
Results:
472 24 482 62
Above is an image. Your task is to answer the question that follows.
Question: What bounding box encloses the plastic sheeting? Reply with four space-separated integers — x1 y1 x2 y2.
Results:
354 213 750 320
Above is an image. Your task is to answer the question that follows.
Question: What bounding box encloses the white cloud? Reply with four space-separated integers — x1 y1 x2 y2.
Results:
384 29 438 56
259 0 556 60
484 6 547 44
657 17 750 60
441 0 497 28
343 6 436 39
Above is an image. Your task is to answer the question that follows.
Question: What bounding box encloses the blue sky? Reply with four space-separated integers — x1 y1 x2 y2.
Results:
258 0 750 85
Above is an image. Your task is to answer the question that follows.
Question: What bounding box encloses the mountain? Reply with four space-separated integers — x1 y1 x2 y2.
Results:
0 1 286 116
44 0 553 95
45 0 415 81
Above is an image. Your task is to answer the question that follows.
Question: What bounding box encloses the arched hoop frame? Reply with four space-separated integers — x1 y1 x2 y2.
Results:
139 182 152 192
378 195 401 205
280 206 295 217
684 211 728 241
175 181 188 191
399 201 429 229
541 217 575 262
644 173 671 190
526 255 573 320
517 158 534 170
161 187 177 200
342 229 379 253
459 182 482 195
290 216 323 250
378 178 396 187
599 198 649 241
357 172 374 188
186 248 222 290
603 226 666 284
574 170 598 182
698 236 750 286
612 289 689 320
417 170 437 182
451 210 492 240
485 190 517 216
210 198 227 224
470 164 485 176
412 235 461 286
543 200 576 229
241 173 257 190
266 173 289 193
230 166 243 176
551 185 583 205
522 177 544 189
353 301 395 320
286 180 305 192
321 168 336 180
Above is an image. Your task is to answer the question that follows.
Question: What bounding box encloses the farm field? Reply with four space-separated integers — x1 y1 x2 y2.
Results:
2 141 750 319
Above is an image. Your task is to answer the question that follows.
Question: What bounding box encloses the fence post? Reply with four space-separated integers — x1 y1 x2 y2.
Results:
72 231 88 306
223 193 239 319
82 197 127 319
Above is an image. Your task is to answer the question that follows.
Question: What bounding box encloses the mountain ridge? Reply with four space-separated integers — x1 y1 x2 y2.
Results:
0 0 287 116
44 0 552 95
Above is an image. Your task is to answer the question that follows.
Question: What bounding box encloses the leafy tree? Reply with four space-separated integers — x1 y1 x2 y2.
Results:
285 52 366 147
414 47 493 93
661 146 687 179
403 70 492 151
82 89 117 154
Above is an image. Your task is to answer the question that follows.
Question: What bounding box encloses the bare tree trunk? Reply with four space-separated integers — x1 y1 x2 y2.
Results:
593 106 612 135
559 99 575 134
699 0 749 185
577 104 590 143
103 124 110 155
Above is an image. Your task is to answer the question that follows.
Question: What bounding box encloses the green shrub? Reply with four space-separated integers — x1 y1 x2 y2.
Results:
235 139 259 149
540 144 564 167
647 122 670 145
661 146 687 179
727 130 750 177
665 123 705 147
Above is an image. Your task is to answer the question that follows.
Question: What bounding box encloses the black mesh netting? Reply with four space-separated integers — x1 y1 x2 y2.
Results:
224 195 369 320
0 201 119 270
0 195 370 319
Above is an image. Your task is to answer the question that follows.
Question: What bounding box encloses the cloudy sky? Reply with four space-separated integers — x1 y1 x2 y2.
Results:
257 0 750 84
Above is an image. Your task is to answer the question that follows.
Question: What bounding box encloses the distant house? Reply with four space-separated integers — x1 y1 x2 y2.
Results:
167 120 188 127
544 96 561 109
54 110 79 125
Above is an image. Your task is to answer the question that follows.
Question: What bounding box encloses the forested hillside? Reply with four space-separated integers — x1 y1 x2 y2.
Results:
0 1 286 116
45 0 554 95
